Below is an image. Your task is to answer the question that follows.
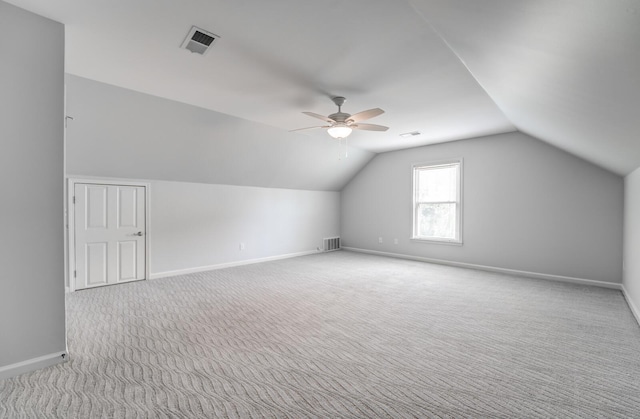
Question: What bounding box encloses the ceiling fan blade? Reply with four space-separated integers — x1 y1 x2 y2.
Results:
352 123 389 132
289 125 329 132
346 108 384 123
303 111 335 124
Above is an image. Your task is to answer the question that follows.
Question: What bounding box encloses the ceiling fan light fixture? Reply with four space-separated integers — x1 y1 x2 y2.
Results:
327 125 353 139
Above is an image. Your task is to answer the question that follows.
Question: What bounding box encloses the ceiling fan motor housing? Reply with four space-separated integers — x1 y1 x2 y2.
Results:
329 112 351 124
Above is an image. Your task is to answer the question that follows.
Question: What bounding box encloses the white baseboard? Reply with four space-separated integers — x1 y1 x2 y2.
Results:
150 250 320 279
0 351 68 381
342 247 623 290
622 284 640 325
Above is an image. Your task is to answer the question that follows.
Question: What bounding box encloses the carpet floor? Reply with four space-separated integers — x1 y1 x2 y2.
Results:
1 251 640 418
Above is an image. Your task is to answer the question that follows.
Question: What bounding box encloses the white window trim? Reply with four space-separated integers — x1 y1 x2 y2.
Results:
411 158 463 245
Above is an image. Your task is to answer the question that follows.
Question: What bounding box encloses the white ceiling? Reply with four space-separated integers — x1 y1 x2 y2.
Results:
416 0 640 175
7 0 640 175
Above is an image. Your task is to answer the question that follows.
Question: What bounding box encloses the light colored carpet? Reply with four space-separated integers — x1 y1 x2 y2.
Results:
1 251 640 418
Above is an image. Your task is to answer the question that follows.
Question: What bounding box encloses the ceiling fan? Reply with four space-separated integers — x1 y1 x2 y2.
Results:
291 96 388 139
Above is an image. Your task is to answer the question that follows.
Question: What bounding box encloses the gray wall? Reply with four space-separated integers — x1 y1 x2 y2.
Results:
341 132 624 283
149 181 339 276
65 75 373 192
0 2 66 370
65 77 343 278
624 167 640 317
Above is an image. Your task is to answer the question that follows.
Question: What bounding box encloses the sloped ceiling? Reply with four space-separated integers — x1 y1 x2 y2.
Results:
64 74 374 191
414 0 640 175
5 0 640 179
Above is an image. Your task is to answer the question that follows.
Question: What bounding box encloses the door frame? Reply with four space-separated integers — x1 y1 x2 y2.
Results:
67 177 150 292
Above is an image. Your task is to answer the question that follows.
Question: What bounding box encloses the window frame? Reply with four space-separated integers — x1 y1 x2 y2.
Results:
411 159 463 245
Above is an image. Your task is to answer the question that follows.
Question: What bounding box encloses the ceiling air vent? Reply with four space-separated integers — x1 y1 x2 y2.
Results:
181 26 219 55
400 131 421 138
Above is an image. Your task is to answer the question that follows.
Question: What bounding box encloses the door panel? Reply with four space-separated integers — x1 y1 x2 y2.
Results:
117 241 137 281
86 186 107 229
74 183 146 290
118 187 138 228
86 242 108 286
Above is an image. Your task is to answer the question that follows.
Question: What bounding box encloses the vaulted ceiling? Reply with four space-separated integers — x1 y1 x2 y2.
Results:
7 0 640 175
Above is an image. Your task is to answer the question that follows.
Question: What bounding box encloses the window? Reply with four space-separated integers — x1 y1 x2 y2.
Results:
412 160 462 244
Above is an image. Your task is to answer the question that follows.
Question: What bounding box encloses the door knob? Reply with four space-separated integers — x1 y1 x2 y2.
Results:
134 231 143 236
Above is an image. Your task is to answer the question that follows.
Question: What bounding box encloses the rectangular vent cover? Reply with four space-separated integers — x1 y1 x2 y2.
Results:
324 237 341 252
181 26 219 55
400 131 421 138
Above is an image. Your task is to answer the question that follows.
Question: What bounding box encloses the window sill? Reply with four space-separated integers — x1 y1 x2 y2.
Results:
411 237 463 246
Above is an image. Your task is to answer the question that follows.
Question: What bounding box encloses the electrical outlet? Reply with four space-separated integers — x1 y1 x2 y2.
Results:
239 242 245 251
378 237 383 244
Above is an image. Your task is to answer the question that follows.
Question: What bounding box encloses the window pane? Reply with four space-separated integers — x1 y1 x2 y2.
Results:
416 203 456 239
417 166 457 202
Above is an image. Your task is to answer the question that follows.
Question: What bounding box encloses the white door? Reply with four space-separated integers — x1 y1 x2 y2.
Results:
74 183 146 290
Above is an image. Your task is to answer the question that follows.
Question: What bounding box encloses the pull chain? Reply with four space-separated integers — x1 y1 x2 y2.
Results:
345 136 348 159
338 137 349 160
